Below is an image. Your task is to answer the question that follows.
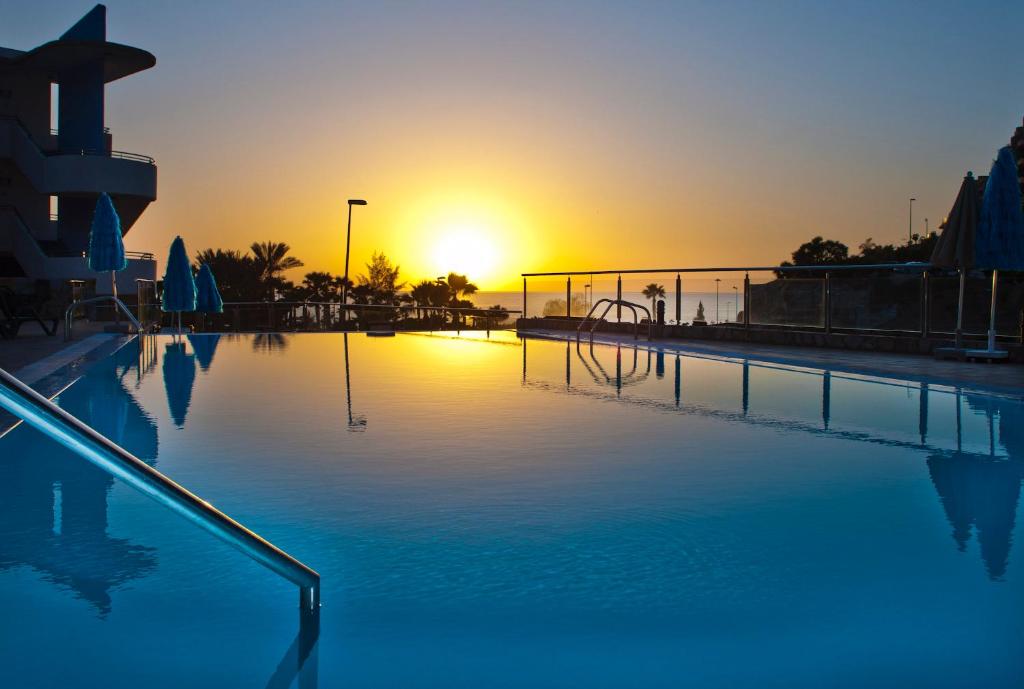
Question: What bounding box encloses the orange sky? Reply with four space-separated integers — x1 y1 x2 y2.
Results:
10 1 1022 291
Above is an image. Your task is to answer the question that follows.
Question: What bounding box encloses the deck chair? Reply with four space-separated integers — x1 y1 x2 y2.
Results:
0 285 60 337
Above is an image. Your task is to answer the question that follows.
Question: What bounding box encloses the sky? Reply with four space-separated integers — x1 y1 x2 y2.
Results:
2 0 1023 290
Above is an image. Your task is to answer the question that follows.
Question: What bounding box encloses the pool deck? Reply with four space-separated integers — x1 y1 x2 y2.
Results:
520 327 1024 398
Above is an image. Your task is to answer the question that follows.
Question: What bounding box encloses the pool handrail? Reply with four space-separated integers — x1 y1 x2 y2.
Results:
0 363 321 614
577 298 651 343
65 296 143 341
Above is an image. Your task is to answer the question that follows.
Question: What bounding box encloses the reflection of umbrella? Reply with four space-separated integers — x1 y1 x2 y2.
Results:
187 333 221 372
161 236 196 335
195 263 224 314
930 173 979 348
974 147 1024 354
162 342 196 428
87 193 127 324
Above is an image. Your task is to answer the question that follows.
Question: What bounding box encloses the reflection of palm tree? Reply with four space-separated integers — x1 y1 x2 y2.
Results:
253 333 288 354
642 283 665 319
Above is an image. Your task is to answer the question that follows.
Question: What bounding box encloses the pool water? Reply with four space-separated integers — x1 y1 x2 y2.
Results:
1 332 1022 688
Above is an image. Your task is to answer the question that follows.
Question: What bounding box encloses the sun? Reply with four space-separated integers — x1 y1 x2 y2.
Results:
431 226 497 283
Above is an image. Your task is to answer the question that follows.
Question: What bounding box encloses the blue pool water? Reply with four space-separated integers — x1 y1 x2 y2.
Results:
1 332 1022 687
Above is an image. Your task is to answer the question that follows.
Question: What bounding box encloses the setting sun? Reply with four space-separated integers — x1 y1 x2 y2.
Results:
431 226 497 282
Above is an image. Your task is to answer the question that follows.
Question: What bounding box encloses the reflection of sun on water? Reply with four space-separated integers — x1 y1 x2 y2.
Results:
432 226 497 282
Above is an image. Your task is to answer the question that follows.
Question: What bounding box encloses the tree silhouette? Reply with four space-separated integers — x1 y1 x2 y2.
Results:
250 241 304 299
642 283 665 319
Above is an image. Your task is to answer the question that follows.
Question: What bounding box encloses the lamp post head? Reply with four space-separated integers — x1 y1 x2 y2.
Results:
348 199 367 206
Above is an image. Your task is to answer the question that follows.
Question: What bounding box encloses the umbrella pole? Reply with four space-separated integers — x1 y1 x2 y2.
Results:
987 269 999 352
111 272 121 329
955 269 965 349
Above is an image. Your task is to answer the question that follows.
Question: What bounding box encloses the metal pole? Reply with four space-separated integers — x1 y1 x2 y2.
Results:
675 274 681 324
343 204 352 326
955 268 965 349
743 272 750 328
522 277 527 320
566 276 571 318
616 275 622 322
988 269 999 351
920 271 929 339
715 278 720 324
908 197 915 245
823 272 831 334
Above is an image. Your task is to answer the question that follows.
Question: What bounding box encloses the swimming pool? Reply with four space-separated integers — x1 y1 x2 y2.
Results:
1 332 1022 687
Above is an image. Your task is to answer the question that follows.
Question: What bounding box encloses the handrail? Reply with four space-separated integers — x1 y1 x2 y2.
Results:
0 364 320 614
523 262 932 277
65 296 142 341
1 116 154 164
577 298 651 343
125 251 155 261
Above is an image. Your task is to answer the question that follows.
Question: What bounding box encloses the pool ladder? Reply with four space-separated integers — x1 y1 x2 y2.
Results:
576 298 652 344
0 361 320 622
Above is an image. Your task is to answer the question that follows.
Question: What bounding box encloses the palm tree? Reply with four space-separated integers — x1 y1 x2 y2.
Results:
251 241 304 300
440 273 478 326
641 283 665 320
410 280 436 320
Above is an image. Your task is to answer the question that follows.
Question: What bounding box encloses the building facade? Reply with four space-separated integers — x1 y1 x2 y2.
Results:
0 4 157 295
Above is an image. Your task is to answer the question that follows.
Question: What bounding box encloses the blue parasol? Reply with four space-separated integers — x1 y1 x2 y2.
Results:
161 236 197 334
87 193 127 322
974 147 1024 354
195 263 224 314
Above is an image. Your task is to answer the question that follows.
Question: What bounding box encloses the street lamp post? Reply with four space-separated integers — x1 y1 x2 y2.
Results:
715 278 721 324
908 197 916 245
733 285 738 323
343 199 367 326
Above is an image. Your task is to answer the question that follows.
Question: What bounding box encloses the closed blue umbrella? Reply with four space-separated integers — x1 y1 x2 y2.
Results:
195 263 224 313
974 147 1024 354
88 193 127 322
162 341 196 428
161 236 197 335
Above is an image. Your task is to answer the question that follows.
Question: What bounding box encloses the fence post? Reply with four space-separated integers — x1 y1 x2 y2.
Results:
743 272 750 328
675 274 681 324
920 271 930 339
824 272 832 334
616 274 622 322
566 276 571 318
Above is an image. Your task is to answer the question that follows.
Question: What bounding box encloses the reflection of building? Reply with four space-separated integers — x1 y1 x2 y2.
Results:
0 344 158 615
0 5 157 291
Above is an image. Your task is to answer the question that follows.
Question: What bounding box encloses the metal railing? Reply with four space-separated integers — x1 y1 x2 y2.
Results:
0 363 320 616
577 298 651 343
125 251 155 261
58 148 156 164
65 296 142 341
520 262 1024 342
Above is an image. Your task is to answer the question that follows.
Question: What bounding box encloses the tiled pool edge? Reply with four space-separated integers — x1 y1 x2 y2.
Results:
0 334 136 436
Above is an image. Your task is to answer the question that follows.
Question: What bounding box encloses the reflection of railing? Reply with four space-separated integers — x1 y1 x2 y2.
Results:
520 262 1024 341
0 365 320 620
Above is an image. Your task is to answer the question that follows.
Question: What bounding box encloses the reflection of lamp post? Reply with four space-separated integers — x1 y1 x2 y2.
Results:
715 278 721 323
343 199 367 326
733 285 738 322
584 283 591 312
343 333 367 431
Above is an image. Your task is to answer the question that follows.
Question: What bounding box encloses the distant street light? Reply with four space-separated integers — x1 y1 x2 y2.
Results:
908 197 916 245
733 285 738 322
343 199 367 325
715 278 721 323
